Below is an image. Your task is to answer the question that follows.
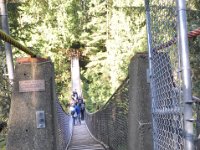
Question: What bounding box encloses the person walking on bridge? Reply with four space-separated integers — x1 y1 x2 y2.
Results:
70 104 77 125
75 103 81 125
72 89 78 101
80 101 85 120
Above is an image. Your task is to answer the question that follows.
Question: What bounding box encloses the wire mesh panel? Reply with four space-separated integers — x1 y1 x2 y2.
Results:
145 0 186 149
55 99 73 150
187 7 200 149
186 8 200 102
0 47 11 120
189 42 200 148
85 78 129 150
0 47 10 148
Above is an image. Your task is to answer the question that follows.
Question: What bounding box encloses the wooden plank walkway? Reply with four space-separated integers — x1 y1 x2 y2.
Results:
67 121 105 150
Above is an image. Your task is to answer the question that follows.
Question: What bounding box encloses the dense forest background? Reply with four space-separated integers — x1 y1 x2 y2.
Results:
0 0 199 116
0 0 199 148
5 0 147 113
0 0 199 118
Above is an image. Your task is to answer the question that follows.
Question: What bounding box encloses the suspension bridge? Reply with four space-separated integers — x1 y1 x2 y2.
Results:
0 0 200 150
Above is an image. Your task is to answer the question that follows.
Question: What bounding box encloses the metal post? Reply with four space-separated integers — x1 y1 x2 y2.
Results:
0 0 14 84
176 0 194 149
144 0 155 149
144 0 153 75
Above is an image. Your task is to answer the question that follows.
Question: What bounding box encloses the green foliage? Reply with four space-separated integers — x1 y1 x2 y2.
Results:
8 0 200 114
81 0 147 111
0 138 6 150
0 51 11 121
189 35 200 98
5 0 198 114
187 3 200 98
7 0 85 109
0 122 7 150
0 0 198 148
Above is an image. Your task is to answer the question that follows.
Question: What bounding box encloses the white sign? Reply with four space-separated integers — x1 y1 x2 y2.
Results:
19 80 45 92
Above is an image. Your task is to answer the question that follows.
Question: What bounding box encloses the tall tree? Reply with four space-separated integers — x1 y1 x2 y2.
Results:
7 0 84 107
80 0 147 111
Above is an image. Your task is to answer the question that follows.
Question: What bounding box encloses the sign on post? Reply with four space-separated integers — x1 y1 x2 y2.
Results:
19 80 45 92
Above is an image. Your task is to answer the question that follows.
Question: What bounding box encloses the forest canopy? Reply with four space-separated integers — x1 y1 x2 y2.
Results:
0 0 199 115
0 1 199 148
3 0 147 112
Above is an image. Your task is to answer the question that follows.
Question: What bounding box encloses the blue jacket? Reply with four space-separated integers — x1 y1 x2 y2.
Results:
75 105 81 114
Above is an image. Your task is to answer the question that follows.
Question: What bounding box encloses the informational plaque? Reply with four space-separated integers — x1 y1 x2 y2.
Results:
19 80 45 92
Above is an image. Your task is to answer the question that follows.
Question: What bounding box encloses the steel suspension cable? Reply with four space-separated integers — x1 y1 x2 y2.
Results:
188 27 200 38
153 27 200 51
0 29 37 57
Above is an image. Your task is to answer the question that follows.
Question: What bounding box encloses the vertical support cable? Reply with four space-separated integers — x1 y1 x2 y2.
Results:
106 0 109 40
144 0 154 149
176 0 194 149
0 0 14 84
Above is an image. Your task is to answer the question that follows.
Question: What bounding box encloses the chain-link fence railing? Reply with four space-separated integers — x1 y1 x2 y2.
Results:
0 46 11 149
85 78 129 150
55 99 73 150
0 49 11 118
187 11 200 98
145 0 197 149
187 6 200 149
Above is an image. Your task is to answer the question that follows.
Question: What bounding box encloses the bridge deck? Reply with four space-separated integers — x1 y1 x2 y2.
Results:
67 121 105 150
